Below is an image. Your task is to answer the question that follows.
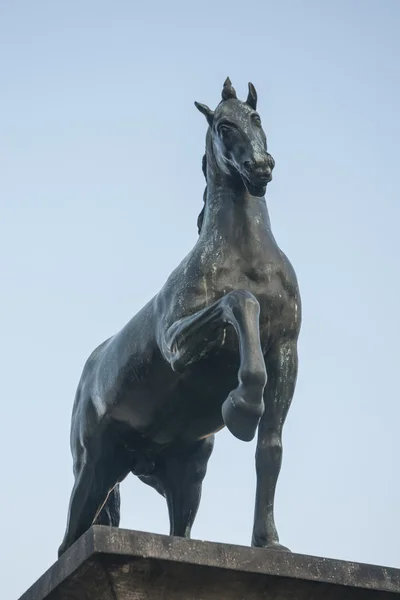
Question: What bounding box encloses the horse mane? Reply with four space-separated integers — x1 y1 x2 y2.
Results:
197 153 207 234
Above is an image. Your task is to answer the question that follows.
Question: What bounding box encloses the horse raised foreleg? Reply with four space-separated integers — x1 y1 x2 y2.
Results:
252 339 298 550
160 290 267 441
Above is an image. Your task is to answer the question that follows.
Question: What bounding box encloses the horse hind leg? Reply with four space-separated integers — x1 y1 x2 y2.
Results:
94 484 121 527
58 458 106 557
137 437 214 537
58 443 128 557
160 436 215 538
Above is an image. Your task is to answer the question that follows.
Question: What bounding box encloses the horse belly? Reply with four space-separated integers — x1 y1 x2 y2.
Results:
107 356 180 432
174 350 239 441
118 345 239 445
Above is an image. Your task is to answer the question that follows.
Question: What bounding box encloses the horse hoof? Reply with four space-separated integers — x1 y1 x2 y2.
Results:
252 539 291 552
222 389 264 442
264 543 291 552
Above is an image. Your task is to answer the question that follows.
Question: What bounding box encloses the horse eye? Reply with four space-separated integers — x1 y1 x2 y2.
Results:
218 124 231 136
252 114 262 127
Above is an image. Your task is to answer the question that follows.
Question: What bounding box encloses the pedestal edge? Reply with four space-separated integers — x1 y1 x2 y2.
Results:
18 526 400 599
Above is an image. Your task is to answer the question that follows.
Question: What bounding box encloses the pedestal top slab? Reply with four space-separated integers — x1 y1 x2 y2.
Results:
19 526 400 599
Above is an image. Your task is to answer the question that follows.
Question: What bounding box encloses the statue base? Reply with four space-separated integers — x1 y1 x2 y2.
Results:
19 526 400 599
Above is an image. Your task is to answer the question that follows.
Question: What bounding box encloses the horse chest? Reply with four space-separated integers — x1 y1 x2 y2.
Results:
208 257 286 304
201 255 299 345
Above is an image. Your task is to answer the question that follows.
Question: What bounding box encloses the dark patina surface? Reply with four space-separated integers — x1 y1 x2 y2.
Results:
21 527 400 599
59 79 301 557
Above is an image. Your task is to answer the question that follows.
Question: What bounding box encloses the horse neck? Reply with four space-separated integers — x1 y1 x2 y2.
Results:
199 140 273 249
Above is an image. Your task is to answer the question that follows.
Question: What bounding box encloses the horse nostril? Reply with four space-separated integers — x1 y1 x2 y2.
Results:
243 160 252 171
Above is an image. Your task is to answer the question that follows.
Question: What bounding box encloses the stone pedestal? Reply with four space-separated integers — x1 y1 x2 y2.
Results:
19 526 400 599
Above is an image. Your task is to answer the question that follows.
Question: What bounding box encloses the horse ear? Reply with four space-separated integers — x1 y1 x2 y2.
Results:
221 77 237 101
246 82 257 110
194 102 214 126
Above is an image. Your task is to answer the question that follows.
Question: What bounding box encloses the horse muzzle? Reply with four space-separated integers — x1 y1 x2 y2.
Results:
242 156 274 189
241 163 272 196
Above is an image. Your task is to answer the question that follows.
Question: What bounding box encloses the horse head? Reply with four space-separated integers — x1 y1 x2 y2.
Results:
195 78 275 198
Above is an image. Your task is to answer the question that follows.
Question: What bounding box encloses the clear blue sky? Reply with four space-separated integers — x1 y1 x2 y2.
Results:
1 1 399 597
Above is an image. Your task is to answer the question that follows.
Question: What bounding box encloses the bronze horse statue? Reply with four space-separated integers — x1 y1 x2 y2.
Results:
59 78 301 557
